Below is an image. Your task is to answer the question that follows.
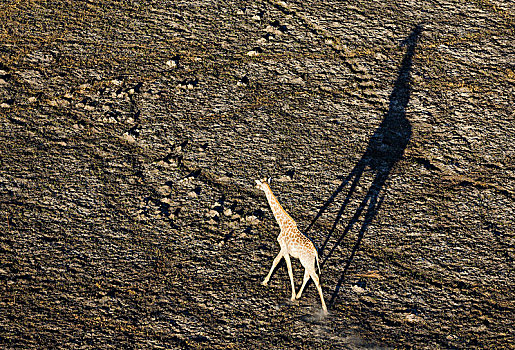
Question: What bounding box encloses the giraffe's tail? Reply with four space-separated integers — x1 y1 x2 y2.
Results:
315 250 321 277
308 236 322 276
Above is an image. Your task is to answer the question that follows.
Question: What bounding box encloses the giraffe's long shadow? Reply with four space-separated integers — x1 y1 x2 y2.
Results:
305 25 423 307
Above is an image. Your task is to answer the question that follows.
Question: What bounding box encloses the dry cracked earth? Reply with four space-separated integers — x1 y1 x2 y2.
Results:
0 0 514 349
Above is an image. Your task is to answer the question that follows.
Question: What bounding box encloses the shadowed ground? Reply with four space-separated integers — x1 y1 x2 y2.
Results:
0 1 514 349
304 25 421 306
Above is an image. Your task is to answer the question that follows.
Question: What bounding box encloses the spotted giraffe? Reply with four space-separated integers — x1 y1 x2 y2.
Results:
255 178 327 313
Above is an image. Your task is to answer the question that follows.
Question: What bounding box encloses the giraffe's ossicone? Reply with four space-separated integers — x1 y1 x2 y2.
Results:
255 178 327 313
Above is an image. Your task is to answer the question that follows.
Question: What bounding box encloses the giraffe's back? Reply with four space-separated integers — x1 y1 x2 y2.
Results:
282 229 316 260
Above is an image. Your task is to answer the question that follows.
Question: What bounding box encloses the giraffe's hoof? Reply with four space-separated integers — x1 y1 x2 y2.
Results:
296 293 302 299
290 296 296 302
261 280 268 286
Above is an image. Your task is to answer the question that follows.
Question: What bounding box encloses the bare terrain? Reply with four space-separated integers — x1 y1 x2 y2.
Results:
0 0 514 349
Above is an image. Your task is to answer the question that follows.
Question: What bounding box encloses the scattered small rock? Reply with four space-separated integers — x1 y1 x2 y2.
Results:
351 285 366 294
245 215 260 225
207 209 219 218
252 10 264 21
157 185 172 196
217 176 231 184
161 198 172 205
269 20 287 33
359 296 377 305
237 76 249 87
247 47 263 57
178 78 199 89
405 313 424 323
290 76 304 85
121 133 136 143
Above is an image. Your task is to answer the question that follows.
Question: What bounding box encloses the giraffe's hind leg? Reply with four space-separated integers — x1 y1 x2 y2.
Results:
283 253 296 301
296 255 315 299
310 271 328 312
296 268 310 299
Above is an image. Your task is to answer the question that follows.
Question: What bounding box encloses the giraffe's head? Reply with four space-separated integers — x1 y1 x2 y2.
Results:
255 177 271 191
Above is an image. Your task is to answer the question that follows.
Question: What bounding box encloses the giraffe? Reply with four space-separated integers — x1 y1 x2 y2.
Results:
255 178 327 313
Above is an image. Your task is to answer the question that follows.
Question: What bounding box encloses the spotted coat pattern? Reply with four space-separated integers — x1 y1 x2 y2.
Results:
256 178 327 313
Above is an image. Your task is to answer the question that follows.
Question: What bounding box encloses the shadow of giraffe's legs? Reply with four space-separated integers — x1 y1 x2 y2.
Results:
328 172 387 306
319 163 366 258
303 25 422 308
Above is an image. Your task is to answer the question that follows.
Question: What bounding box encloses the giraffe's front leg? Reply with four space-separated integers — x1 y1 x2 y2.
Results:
262 250 284 286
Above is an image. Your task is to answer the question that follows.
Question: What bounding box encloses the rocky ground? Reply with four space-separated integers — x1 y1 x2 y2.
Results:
0 0 514 349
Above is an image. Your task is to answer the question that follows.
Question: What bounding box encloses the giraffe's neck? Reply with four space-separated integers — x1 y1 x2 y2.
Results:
262 184 295 230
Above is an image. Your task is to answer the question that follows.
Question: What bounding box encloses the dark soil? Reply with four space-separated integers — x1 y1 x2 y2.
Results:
1 0 514 349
